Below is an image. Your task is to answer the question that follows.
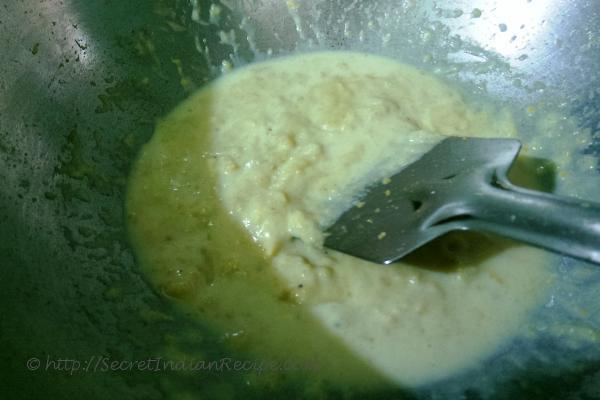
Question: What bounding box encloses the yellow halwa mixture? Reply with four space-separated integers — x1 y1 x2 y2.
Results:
126 52 550 387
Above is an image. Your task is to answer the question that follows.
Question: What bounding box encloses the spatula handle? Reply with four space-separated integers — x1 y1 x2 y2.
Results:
468 182 600 265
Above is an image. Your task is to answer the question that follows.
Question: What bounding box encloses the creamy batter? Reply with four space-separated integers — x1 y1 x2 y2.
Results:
126 52 551 387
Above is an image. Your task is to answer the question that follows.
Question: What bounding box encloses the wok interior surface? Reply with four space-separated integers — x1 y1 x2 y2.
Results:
1 0 599 399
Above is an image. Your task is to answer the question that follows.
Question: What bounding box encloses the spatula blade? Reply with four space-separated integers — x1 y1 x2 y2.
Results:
323 136 522 264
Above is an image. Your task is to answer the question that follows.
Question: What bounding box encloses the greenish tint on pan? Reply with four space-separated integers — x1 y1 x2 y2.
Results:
1 1 598 399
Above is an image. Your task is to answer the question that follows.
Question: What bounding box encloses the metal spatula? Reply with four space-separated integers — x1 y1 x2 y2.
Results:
324 137 600 265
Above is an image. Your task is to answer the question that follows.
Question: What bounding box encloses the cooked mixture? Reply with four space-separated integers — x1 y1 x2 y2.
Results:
126 52 551 387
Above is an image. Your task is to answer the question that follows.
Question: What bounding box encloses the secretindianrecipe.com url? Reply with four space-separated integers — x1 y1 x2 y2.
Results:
26 355 320 376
